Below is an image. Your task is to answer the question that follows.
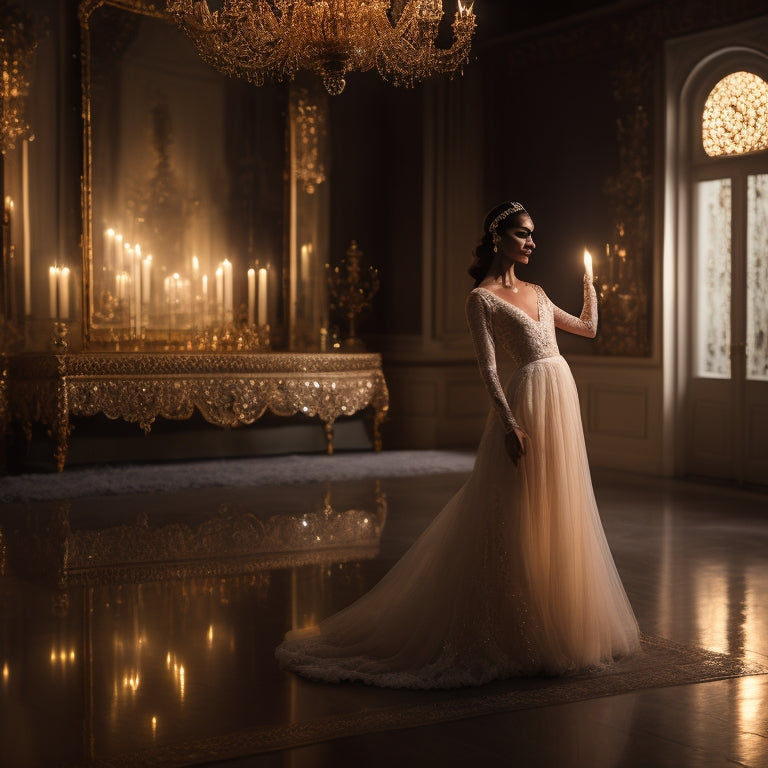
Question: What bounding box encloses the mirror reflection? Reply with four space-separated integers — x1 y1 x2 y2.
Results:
85 3 286 346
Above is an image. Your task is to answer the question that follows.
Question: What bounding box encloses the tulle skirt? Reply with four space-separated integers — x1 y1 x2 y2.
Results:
275 355 640 688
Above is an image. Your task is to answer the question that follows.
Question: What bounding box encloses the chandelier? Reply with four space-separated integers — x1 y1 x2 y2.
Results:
166 0 476 95
0 2 36 154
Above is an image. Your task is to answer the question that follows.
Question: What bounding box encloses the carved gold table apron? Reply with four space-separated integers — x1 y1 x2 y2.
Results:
8 352 389 471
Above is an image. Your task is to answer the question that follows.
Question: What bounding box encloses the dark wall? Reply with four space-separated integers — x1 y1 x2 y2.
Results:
481 50 619 317
328 73 423 338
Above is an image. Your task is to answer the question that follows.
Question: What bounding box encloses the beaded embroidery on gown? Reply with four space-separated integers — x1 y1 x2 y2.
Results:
275 283 641 688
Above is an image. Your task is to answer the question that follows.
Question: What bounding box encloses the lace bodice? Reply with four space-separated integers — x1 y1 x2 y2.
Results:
466 282 597 434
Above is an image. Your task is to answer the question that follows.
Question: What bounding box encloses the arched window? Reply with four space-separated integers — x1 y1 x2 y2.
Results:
664 23 768 483
702 71 768 157
692 70 768 381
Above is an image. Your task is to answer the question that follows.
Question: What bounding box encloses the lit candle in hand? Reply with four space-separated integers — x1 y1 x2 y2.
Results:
583 249 593 282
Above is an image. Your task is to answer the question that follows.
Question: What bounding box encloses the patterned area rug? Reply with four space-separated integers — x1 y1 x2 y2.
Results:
1 450 476 503
78 635 766 768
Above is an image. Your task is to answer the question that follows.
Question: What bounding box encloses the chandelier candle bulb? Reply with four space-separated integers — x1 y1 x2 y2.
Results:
584 249 593 282
258 267 268 326
247 268 256 325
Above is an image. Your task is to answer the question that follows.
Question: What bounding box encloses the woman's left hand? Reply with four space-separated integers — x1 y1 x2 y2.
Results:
505 426 529 467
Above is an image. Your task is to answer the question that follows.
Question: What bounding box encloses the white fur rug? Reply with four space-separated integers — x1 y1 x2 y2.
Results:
0 450 476 503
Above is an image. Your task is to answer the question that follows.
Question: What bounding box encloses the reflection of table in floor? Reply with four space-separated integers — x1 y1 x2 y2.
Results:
8 352 389 471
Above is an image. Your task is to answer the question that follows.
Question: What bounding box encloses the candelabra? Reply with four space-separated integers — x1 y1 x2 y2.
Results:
327 240 379 351
594 223 649 357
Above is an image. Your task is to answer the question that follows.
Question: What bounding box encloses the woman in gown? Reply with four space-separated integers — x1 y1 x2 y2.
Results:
276 201 641 688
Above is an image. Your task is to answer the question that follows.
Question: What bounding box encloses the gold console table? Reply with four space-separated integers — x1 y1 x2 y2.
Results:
7 352 389 471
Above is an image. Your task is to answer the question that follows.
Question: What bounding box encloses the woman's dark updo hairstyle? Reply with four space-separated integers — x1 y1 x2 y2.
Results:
468 201 529 287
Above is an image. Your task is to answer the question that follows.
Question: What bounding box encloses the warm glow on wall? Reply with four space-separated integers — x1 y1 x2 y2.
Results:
702 71 768 157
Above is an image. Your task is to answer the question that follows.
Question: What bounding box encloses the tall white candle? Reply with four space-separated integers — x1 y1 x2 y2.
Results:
104 228 115 272
22 140 31 315
584 249 593 281
300 244 309 282
49 266 58 319
142 255 152 304
202 274 209 326
257 267 267 326
222 259 233 320
247 268 256 325
115 234 124 274
133 246 141 332
59 267 70 319
215 267 224 324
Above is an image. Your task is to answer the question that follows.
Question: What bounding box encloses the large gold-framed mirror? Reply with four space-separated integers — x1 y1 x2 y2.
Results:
80 0 294 349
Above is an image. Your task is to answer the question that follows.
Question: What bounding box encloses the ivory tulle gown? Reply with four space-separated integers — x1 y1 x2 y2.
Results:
275 282 641 688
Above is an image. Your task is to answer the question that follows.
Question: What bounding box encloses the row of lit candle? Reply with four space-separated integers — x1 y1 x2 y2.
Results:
102 232 271 328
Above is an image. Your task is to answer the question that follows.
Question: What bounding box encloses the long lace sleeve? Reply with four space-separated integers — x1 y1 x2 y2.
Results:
551 278 598 338
466 291 520 433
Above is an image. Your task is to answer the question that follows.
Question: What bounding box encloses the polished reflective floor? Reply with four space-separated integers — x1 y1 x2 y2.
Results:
1 461 767 767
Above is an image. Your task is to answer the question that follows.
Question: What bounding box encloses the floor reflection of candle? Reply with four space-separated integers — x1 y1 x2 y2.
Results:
258 267 267 326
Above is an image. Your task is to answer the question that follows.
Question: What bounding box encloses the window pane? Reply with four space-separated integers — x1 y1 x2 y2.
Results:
747 173 768 381
694 179 731 378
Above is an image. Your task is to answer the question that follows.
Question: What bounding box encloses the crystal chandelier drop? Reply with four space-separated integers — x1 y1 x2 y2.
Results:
166 0 477 96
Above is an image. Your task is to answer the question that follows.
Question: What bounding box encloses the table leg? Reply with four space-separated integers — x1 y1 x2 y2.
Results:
54 385 71 472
